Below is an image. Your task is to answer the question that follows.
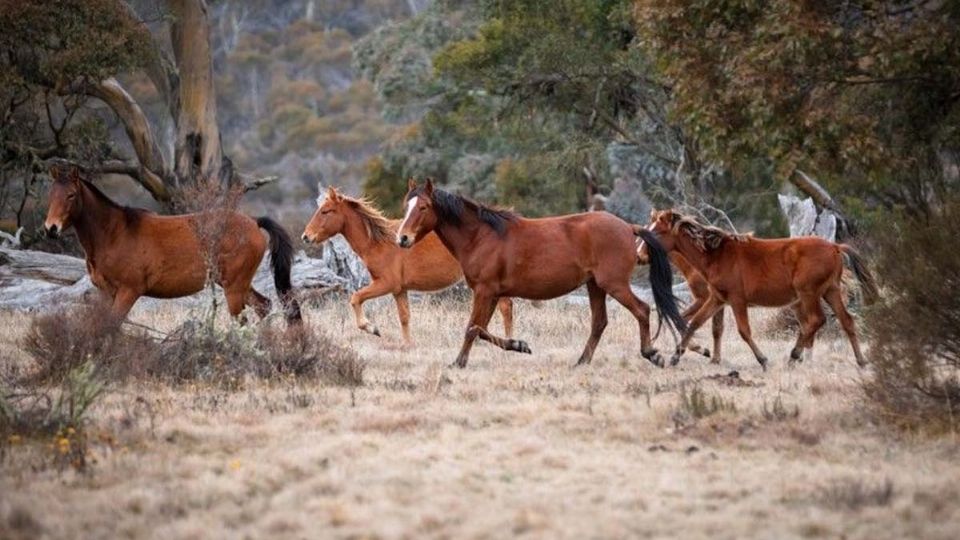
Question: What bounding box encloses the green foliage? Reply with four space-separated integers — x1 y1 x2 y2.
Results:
0 0 152 87
635 0 960 213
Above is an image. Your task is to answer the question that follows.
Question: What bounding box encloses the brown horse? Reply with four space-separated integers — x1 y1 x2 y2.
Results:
639 210 878 369
301 186 512 346
44 167 301 322
396 179 686 368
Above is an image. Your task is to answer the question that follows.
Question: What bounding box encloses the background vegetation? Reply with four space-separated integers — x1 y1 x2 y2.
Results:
1 1 959 432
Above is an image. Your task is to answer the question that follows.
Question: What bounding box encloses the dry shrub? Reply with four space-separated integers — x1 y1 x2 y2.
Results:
21 304 364 389
21 302 155 384
672 385 736 427
1 362 106 472
815 478 895 511
150 319 364 388
862 200 960 434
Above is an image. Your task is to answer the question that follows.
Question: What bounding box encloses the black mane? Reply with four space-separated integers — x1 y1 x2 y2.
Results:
80 179 149 224
407 186 517 236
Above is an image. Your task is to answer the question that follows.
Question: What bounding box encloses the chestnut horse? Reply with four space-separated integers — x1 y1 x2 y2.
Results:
301 186 512 346
397 179 686 368
639 210 878 369
44 167 301 322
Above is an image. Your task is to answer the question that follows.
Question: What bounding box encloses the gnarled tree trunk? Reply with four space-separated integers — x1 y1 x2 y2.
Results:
169 0 226 186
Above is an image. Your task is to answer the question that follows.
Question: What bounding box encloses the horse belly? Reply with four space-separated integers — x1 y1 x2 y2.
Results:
501 265 587 300
144 262 207 299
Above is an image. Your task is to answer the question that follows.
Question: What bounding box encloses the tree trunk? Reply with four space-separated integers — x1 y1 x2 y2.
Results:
83 79 171 201
169 0 225 186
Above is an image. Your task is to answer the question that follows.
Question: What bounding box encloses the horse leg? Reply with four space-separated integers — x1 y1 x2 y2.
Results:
683 296 713 360
574 279 609 367
497 297 514 339
670 296 723 367
453 291 501 368
246 289 272 319
350 280 393 337
225 288 247 319
393 290 413 348
710 308 725 364
729 300 768 371
789 296 825 365
604 285 663 367
110 288 139 323
824 285 867 367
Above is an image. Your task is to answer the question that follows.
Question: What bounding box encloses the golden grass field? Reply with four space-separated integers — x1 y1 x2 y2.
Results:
2 294 959 539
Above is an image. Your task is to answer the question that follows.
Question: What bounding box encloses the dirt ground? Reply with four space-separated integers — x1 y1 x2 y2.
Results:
1 295 959 539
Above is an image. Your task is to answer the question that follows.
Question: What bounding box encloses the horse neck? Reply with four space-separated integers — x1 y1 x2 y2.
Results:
339 207 379 256
671 233 714 277
72 186 126 258
670 252 700 281
433 213 486 262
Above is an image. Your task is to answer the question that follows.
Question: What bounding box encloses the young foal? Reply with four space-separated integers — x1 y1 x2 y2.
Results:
639 210 878 369
397 179 686 368
301 186 512 346
44 167 301 322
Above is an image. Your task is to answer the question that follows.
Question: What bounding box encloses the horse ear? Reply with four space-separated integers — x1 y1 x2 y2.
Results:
69 167 81 185
407 178 417 191
424 178 434 196
326 186 340 202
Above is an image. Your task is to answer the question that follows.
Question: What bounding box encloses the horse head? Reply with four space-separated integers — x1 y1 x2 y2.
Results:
636 209 681 262
302 186 348 244
397 178 438 248
44 165 85 238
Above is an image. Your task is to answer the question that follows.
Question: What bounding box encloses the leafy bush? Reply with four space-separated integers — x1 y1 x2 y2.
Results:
863 199 960 433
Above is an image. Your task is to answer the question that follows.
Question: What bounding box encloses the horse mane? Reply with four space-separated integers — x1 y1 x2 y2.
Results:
341 195 396 244
79 178 147 225
673 214 747 252
409 186 517 236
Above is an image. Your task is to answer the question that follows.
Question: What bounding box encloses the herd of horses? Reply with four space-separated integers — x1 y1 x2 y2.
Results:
43 167 879 371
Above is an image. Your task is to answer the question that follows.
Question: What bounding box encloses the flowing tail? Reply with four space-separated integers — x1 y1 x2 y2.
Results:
840 244 879 305
636 229 688 336
257 217 303 323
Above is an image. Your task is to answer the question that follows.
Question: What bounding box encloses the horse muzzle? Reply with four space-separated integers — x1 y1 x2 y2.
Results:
397 234 413 248
45 224 60 239
301 233 312 244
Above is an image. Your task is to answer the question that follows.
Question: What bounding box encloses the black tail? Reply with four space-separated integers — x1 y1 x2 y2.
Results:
257 217 302 323
840 244 879 305
637 229 687 337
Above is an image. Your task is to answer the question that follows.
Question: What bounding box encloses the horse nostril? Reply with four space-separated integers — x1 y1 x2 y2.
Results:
301 233 309 243
398 235 409 248
46 225 59 239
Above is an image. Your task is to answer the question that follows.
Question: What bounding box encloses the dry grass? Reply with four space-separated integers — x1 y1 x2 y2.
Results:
1 296 959 539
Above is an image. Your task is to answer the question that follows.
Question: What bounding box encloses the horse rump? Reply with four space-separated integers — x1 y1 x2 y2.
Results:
840 244 880 305
257 216 302 323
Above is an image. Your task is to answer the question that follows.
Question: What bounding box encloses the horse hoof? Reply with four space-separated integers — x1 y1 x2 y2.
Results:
670 355 681 367
703 349 711 359
758 357 769 372
710 358 721 365
371 326 381 337
509 339 532 354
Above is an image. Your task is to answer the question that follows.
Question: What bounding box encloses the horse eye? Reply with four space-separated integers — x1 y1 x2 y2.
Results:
320 209 331 215
419 206 427 211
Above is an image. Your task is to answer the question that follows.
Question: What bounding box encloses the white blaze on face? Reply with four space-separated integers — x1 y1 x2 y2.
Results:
397 196 418 242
